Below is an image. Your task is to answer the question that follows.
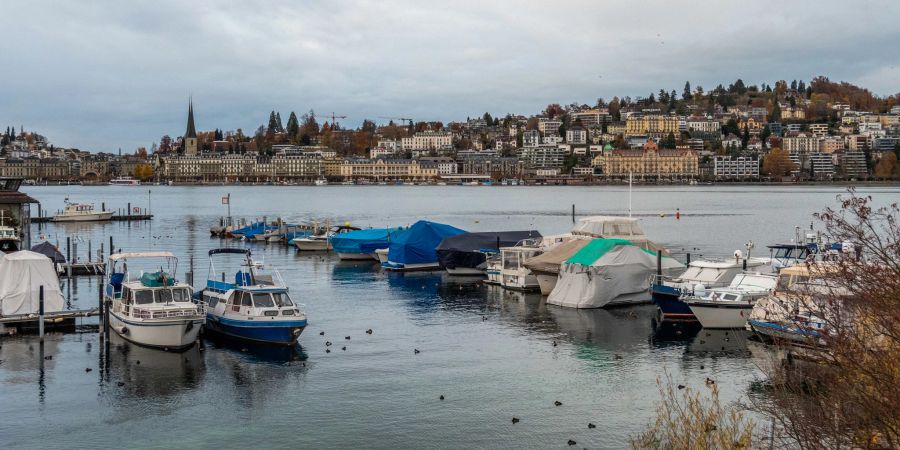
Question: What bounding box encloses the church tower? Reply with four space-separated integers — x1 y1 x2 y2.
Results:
184 98 198 155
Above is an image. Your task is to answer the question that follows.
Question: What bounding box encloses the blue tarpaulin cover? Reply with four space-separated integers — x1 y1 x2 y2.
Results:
387 221 466 265
330 227 405 254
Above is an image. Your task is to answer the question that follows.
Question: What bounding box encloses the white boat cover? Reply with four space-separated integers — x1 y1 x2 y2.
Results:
0 251 65 316
547 239 684 308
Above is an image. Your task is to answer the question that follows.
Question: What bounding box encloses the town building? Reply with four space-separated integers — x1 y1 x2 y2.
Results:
400 131 453 152
713 156 760 180
591 140 699 180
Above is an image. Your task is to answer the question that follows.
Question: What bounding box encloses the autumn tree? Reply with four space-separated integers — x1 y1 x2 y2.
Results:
874 152 899 179
544 103 564 119
134 147 148 158
133 164 154 181
751 191 900 449
762 147 795 177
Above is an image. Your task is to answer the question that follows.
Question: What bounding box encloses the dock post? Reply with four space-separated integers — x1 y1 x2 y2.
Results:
73 241 78 264
743 258 747 271
657 250 662 276
221 272 226 282
572 204 575 223
88 240 92 263
102 202 105 212
686 253 691 266
103 299 110 341
66 237 71 264
109 236 114 254
39 286 45 340
128 202 131 217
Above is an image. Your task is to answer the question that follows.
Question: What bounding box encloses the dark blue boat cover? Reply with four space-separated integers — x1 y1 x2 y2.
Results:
436 230 541 270
330 227 405 254
387 221 466 265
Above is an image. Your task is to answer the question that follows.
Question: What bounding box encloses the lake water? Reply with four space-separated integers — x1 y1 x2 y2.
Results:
2 184 897 449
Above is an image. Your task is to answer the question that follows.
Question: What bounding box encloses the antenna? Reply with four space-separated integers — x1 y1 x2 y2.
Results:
628 172 633 217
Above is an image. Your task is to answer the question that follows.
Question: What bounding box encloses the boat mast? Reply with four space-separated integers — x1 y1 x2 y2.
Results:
628 172 633 218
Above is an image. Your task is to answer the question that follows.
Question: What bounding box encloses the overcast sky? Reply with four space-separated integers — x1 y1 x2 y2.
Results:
2 0 898 152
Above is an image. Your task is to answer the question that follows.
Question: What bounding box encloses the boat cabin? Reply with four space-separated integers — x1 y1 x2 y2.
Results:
500 240 542 291
0 178 38 252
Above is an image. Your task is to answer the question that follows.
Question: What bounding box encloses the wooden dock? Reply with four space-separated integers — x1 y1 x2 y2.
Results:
0 308 100 334
61 261 105 276
32 214 153 223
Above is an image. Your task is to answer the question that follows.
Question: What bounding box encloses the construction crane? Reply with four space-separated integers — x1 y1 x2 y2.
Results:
329 112 347 128
378 116 415 134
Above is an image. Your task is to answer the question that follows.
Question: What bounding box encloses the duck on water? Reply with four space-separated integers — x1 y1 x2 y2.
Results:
195 248 307 345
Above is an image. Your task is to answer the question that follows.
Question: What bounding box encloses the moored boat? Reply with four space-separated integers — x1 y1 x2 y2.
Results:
381 221 466 272
53 198 113 222
197 248 307 345
436 230 541 276
685 272 778 329
104 252 205 351
499 238 543 291
294 225 360 251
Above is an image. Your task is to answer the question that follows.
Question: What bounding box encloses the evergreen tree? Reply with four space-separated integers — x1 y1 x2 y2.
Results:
482 112 493 125
741 126 750 149
286 112 299 137
275 112 284 132
760 125 771 146
790 80 797 90
648 93 656 104
669 90 677 110
682 81 692 100
267 111 278 133
771 102 782 122
798 80 805 92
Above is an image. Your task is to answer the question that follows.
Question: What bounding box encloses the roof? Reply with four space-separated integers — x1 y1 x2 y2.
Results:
185 98 197 138
0 178 39 204
109 251 177 261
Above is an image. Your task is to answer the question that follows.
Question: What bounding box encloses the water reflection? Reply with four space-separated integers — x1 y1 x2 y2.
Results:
106 332 206 398
548 304 657 349
0 335 62 384
650 319 702 346
203 333 308 364
686 329 751 356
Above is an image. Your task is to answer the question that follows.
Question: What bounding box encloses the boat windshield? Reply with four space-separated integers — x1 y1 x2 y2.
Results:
272 292 293 306
135 290 154 305
252 293 275 307
156 288 191 303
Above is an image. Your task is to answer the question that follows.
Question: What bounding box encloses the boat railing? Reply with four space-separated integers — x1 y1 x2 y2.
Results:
131 303 206 320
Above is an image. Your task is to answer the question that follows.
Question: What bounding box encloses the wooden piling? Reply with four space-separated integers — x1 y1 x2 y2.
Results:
657 250 662 276
686 253 691 265
571 204 575 223
38 286 45 340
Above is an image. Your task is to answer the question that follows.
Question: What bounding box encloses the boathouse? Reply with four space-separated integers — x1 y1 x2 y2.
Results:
0 178 39 252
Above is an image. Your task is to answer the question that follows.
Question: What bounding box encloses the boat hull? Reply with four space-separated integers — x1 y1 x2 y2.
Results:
109 312 203 351
445 267 484 276
651 284 696 321
533 271 558 296
382 261 440 272
53 211 114 222
294 239 330 251
336 252 377 261
205 315 307 345
688 302 752 329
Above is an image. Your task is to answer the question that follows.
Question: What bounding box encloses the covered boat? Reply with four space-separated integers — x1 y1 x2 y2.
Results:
383 221 466 271
523 238 591 295
30 241 66 263
436 230 541 275
0 250 65 316
547 239 684 309
330 227 405 260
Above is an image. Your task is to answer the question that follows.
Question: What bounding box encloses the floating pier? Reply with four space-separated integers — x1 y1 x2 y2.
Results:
0 308 100 334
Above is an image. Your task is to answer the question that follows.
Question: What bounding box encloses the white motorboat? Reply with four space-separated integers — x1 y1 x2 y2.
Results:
314 177 328 186
104 252 205 351
294 225 360 251
53 198 113 222
109 176 140 186
375 248 389 264
499 239 543 291
0 225 19 253
686 273 778 329
483 251 502 285
746 264 833 346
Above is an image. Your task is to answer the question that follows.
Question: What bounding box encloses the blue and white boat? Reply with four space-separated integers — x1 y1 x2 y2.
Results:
197 248 307 345
651 253 771 321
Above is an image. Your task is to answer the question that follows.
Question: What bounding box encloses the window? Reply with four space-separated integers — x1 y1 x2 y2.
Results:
241 292 252 307
134 290 154 305
204 294 218 308
252 293 275 308
156 289 173 303
172 288 190 302
272 292 293 307
121 287 131 303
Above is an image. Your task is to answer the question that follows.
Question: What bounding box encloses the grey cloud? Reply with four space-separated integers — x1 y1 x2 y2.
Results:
1 0 897 152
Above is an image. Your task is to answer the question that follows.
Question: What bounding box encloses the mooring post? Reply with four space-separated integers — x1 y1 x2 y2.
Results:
686 252 691 266
66 236 71 264
221 272 226 283
109 236 114 254
39 286 45 340
103 299 110 341
657 250 662 277
102 202 105 212
88 240 92 263
571 204 575 223
73 241 78 264
743 258 748 271
128 202 131 217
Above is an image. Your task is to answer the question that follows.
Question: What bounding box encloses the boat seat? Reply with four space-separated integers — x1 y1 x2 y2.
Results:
236 271 253 286
107 272 125 297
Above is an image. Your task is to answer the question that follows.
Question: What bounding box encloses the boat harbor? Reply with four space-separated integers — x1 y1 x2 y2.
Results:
1 183 897 448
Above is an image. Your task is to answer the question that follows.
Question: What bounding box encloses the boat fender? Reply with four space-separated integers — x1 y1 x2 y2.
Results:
115 326 129 335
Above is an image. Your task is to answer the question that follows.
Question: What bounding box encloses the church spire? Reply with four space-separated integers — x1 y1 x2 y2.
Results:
185 97 197 138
